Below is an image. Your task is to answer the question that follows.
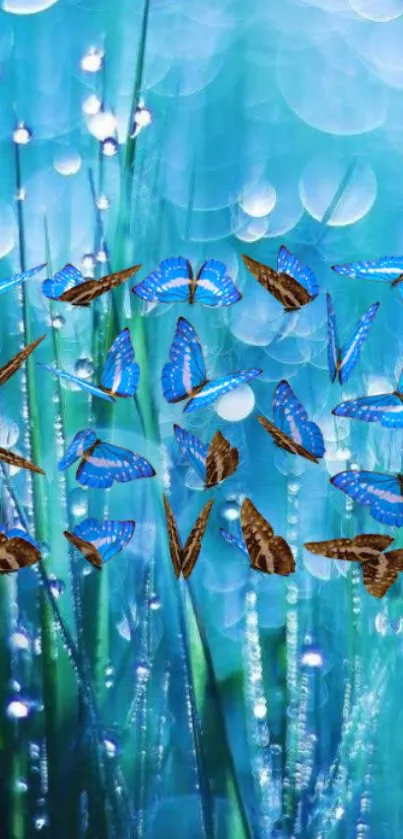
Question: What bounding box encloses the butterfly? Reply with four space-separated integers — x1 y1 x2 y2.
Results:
0 335 46 387
332 368 403 428
331 470 403 527
0 527 41 572
163 495 214 578
0 447 45 475
132 257 241 307
42 263 141 307
0 263 46 296
221 498 295 575
38 328 139 404
162 317 262 413
241 246 319 312
58 429 155 489
174 425 239 488
326 293 379 384
304 534 403 598
257 380 325 464
64 518 135 569
332 256 403 301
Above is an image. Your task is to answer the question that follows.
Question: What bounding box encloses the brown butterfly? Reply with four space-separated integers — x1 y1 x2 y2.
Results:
0 532 41 573
304 535 403 598
0 335 46 387
0 448 45 475
163 495 214 578
46 264 141 307
221 498 295 576
174 424 239 488
241 246 318 312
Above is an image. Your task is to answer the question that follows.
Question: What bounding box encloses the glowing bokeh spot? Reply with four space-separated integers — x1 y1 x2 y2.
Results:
240 183 277 218
53 149 81 176
215 385 255 421
3 0 58 13
299 155 377 226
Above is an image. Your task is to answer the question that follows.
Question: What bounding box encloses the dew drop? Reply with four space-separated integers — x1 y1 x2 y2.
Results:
82 94 102 116
80 48 104 73
101 137 118 158
13 122 32 145
7 698 30 719
74 358 94 379
51 314 65 329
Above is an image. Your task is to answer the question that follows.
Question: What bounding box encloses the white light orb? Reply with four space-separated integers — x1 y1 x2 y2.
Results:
215 385 255 421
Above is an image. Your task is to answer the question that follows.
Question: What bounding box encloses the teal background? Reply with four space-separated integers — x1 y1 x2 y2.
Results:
0 0 403 837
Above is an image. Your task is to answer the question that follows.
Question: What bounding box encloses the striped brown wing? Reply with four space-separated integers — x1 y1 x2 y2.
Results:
0 335 46 387
257 415 319 463
0 447 45 475
362 556 398 598
0 537 41 573
353 534 395 552
205 431 239 488
241 255 311 311
163 495 183 578
64 530 102 569
182 499 214 579
304 535 393 563
241 498 275 574
61 264 141 306
383 549 403 571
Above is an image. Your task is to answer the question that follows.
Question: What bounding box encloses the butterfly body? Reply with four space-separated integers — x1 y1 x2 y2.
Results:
64 518 135 568
59 429 155 489
163 495 213 578
133 257 241 307
331 470 403 527
241 247 318 312
221 498 295 576
326 293 379 384
174 425 239 487
257 380 325 463
0 528 41 572
43 264 141 307
305 535 403 597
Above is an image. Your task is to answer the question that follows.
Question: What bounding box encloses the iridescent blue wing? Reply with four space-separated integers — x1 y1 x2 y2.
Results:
132 257 192 302
162 317 207 403
100 328 139 397
42 264 85 300
277 246 319 297
332 256 403 283
74 518 135 562
193 260 241 306
331 471 403 527
220 528 249 556
38 363 115 403
339 302 379 385
397 368 403 393
76 442 155 489
58 429 98 471
326 293 339 383
0 263 46 296
273 380 325 458
184 368 262 414
5 528 40 548
173 424 208 482
333 394 403 428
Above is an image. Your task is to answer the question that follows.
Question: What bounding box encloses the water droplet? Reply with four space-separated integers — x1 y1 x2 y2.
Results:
88 111 117 141
13 122 32 145
253 699 267 719
69 487 88 517
34 814 48 831
10 628 31 652
300 645 324 668
101 137 118 157
131 102 152 137
135 661 150 681
74 358 94 380
80 48 104 73
221 500 240 522
16 187 27 201
29 742 40 760
96 194 110 210
82 94 102 116
48 576 65 599
104 737 117 757
51 314 65 329
81 253 96 273
95 248 108 263
7 698 30 719
149 595 161 611
15 777 28 793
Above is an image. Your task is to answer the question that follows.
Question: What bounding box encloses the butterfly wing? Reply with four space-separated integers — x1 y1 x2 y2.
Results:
240 498 295 575
184 368 262 413
100 329 140 397
331 471 403 527
361 558 399 598
61 265 141 306
205 431 239 487
173 425 208 483
163 495 183 578
338 302 379 385
332 393 403 428
194 260 241 307
58 429 98 471
0 447 45 475
42 264 84 300
161 317 207 403
0 335 46 387
38 363 115 403
0 536 41 572
76 442 155 488
326 293 339 383
0 263 46 296
271 380 325 460
304 535 393 562
182 499 214 579
277 246 319 297
67 518 135 566
332 256 403 283
133 257 192 302
220 528 249 556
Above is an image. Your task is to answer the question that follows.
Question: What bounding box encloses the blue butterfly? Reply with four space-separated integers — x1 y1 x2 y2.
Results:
326 293 379 384
242 246 319 311
331 470 403 527
333 368 403 428
162 317 262 413
257 380 325 463
39 328 139 403
64 518 135 568
174 424 239 487
0 263 46 296
42 263 141 307
332 256 403 300
132 257 241 307
58 429 155 489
